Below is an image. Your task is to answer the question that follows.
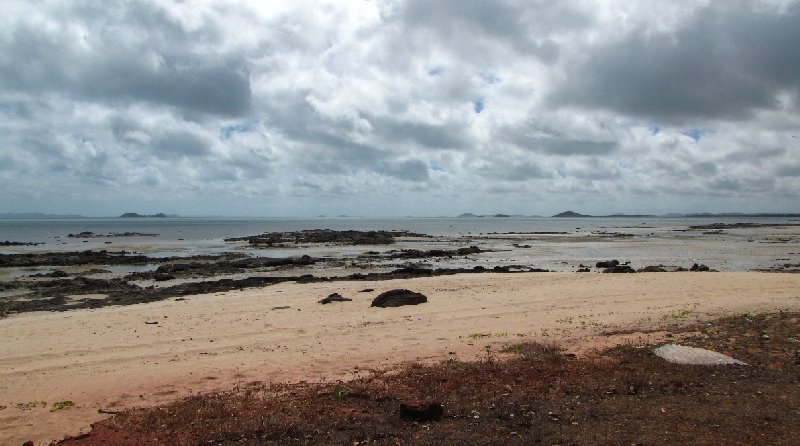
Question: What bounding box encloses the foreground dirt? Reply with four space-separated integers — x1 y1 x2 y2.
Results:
3 272 800 445
56 311 800 445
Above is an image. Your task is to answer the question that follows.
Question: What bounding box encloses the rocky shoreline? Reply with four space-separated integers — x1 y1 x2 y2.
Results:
2 226 798 316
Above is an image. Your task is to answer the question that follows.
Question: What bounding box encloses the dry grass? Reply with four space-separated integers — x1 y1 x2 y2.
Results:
58 311 800 445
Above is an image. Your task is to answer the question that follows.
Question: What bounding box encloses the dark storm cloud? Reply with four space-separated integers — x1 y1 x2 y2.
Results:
512 136 618 156
708 177 775 193
153 131 211 159
377 159 430 181
0 2 251 116
368 115 469 150
551 2 800 123
479 160 553 181
725 147 786 163
776 164 800 177
396 0 587 62
258 90 431 180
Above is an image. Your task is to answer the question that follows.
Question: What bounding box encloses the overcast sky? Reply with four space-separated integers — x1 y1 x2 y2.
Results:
1 0 798 217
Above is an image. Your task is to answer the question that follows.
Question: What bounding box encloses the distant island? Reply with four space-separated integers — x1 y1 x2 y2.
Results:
457 213 535 218
119 212 178 218
552 211 592 218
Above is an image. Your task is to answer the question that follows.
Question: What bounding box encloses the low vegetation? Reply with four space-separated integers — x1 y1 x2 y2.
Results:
59 311 800 445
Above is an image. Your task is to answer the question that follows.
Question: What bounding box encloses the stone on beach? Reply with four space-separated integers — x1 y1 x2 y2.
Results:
318 293 353 304
653 343 747 365
371 289 427 307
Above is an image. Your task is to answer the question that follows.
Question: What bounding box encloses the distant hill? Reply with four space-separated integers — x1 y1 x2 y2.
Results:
119 212 178 218
552 211 592 218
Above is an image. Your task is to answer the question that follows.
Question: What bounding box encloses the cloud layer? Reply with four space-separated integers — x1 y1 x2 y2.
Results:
1 0 798 216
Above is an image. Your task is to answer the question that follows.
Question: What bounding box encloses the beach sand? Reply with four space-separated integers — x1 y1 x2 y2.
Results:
2 272 799 445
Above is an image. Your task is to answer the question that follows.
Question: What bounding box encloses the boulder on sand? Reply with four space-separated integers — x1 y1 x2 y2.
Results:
318 293 352 304
371 289 427 307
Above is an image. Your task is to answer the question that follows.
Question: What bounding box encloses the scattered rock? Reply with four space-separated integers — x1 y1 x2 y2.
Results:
595 260 620 268
359 288 375 293
23 441 35 446
399 399 443 422
1 241 42 246
371 289 427 308
690 263 710 272
653 344 747 365
576 268 591 273
638 265 667 273
318 293 352 304
154 273 176 281
144 321 159 325
271 306 291 310
225 229 427 246
603 265 636 273
28 270 70 278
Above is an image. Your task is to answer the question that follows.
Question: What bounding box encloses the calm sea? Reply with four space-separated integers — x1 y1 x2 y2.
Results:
0 215 794 244
1 216 797 271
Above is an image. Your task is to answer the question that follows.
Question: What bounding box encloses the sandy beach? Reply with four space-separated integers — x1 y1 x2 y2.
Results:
2 271 800 445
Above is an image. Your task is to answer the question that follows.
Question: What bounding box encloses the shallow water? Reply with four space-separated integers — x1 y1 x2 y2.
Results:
1 216 799 272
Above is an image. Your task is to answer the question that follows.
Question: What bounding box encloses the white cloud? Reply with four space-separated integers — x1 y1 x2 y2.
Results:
0 0 798 216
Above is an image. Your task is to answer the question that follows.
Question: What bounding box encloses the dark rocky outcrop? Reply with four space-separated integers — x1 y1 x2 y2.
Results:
225 229 427 246
1 241 42 246
318 293 352 304
0 250 153 267
28 270 70 278
371 289 427 307
596 260 620 268
400 399 443 421
384 246 484 259
603 265 636 273
690 263 711 272
638 266 667 273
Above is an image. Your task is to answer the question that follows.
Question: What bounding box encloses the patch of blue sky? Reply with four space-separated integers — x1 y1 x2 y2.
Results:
479 71 501 84
428 67 444 76
220 122 258 140
681 128 706 142
473 99 485 114
648 125 661 135
0 102 15 114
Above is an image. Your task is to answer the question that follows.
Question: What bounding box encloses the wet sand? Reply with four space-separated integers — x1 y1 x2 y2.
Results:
2 272 800 445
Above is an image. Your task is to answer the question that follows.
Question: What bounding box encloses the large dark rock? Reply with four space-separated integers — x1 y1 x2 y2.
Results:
596 260 620 268
603 265 636 273
690 263 710 272
371 289 427 307
638 265 667 273
400 399 443 421
318 293 352 304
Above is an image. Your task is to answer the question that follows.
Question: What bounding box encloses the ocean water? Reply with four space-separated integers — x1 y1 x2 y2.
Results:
1 215 795 243
1 216 798 272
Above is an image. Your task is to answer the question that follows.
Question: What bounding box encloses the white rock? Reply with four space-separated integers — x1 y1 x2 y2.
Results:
653 343 747 365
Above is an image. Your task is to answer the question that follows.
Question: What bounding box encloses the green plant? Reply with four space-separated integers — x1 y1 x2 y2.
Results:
468 333 491 339
662 308 695 320
16 401 47 410
333 387 349 398
50 400 75 412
